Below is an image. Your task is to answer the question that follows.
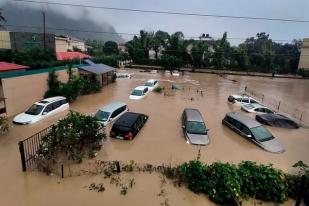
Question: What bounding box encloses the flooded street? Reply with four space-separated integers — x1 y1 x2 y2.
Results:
0 69 308 205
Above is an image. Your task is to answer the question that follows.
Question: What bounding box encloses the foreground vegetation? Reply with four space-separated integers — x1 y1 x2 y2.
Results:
37 111 106 163
79 158 308 205
35 110 308 205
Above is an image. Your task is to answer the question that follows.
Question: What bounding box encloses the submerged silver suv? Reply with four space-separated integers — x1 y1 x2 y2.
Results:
222 112 285 153
181 108 209 145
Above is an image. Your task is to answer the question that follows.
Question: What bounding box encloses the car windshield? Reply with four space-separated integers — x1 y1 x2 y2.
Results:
250 126 274 142
244 104 255 109
186 121 207 135
131 89 143 96
95 110 110 121
145 82 154 87
25 104 44 115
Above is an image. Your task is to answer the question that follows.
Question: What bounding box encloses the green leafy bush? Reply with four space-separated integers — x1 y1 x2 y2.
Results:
298 68 309 78
238 161 287 202
204 162 242 204
0 116 9 135
177 160 294 204
44 70 61 98
286 161 309 198
153 86 163 93
80 77 102 95
37 111 106 163
179 160 208 193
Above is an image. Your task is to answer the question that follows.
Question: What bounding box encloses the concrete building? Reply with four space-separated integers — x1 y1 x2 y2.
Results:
55 35 86 52
0 31 55 50
298 38 309 70
0 31 11 49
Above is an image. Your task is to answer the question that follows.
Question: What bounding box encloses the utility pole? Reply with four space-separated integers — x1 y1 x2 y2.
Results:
42 11 46 51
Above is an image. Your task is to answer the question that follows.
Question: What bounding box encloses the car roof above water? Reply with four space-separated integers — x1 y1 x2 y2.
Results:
226 112 261 128
114 112 143 127
184 108 204 122
36 96 66 105
99 101 127 112
146 79 156 83
134 86 148 91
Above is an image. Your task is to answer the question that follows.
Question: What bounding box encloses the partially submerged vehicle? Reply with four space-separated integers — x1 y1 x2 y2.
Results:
13 96 69 125
110 112 149 140
222 112 285 153
129 86 150 100
181 108 209 145
256 113 299 129
228 94 259 106
116 73 132 79
172 70 180 76
94 101 128 126
144 79 158 91
241 103 274 114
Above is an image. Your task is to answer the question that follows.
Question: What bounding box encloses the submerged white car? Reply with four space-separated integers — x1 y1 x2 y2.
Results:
172 70 180 76
13 96 69 125
129 86 149 100
241 103 274 114
144 79 158 91
228 94 259 106
94 101 128 126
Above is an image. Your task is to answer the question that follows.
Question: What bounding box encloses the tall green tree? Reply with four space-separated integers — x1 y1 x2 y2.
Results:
191 41 208 68
213 32 228 69
103 41 118 55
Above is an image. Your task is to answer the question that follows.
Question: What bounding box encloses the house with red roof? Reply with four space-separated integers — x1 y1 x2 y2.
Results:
56 51 91 61
0 62 29 73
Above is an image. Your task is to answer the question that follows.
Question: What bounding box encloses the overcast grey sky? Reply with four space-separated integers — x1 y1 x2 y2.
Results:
1 0 309 44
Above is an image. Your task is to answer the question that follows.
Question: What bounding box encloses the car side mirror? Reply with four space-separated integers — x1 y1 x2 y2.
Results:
182 125 185 129
206 128 210 131
247 134 252 138
109 118 113 122
42 112 47 115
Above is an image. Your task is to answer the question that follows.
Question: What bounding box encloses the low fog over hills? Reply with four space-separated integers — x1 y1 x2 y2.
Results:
0 2 124 43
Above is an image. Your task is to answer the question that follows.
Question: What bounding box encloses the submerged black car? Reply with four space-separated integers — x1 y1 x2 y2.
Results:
256 113 299 129
110 112 149 140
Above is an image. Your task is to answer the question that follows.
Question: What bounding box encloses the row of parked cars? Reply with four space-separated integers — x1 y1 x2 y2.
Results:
12 81 299 154
223 93 301 153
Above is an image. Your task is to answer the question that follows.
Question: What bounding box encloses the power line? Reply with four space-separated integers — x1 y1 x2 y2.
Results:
3 24 295 43
12 0 309 23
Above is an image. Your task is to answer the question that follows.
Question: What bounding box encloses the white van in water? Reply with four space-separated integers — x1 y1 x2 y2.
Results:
13 96 69 125
94 101 128 126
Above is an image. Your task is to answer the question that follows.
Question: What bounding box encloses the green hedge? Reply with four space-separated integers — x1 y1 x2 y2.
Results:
177 160 309 205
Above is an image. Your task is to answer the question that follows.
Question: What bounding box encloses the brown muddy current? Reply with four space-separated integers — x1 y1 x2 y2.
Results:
0 69 308 205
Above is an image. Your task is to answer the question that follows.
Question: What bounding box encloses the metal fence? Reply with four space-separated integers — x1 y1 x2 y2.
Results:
18 126 51 171
244 86 309 126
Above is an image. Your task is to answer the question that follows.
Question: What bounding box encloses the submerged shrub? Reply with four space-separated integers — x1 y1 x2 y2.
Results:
179 160 208 193
37 111 106 163
238 161 288 203
204 162 242 205
153 86 163 93
286 161 309 199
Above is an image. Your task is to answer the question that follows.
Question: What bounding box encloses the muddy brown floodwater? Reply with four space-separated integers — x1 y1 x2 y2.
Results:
0 69 308 206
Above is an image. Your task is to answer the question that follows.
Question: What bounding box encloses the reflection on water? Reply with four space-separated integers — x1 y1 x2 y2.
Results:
0 69 308 205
